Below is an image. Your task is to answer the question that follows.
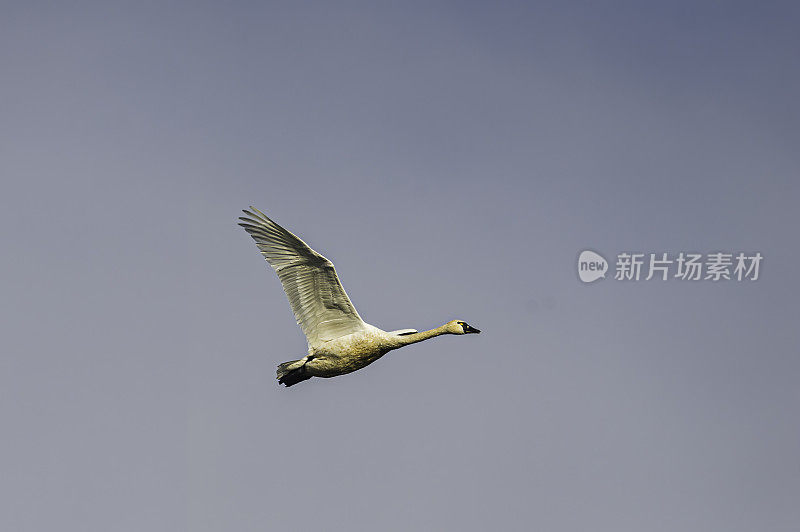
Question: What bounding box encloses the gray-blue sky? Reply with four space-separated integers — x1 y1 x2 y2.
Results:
2 2 798 531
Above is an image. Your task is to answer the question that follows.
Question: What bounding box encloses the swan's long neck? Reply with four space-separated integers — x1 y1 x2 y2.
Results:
396 324 451 347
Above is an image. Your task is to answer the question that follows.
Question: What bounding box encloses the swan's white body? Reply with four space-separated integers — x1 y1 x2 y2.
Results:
239 207 480 386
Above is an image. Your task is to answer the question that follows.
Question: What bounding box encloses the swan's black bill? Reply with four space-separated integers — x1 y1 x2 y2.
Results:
463 323 481 334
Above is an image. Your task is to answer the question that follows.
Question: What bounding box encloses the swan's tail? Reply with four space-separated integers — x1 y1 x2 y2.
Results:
277 359 312 387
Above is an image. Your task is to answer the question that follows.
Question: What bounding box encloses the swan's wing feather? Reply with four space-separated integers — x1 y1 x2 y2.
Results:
389 329 418 336
239 207 366 348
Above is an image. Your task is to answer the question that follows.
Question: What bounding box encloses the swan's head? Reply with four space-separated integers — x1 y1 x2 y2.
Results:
448 320 481 335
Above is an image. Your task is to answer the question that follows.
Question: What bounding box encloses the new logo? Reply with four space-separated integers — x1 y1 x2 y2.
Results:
578 250 608 283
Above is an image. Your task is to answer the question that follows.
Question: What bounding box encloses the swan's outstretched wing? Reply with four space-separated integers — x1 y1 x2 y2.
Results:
239 207 367 349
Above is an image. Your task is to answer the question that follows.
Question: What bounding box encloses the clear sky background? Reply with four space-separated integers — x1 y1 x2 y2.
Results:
2 2 799 531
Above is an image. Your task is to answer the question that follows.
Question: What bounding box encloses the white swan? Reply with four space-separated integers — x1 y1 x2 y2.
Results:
238 207 481 387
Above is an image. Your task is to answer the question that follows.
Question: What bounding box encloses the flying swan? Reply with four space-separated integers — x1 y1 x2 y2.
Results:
238 207 481 387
